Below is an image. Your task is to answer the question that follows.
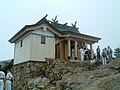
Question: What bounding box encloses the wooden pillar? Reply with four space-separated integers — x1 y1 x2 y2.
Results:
75 41 77 60
90 43 93 50
59 42 63 59
85 42 88 49
65 42 68 59
90 43 93 59
68 39 71 59
56 44 59 58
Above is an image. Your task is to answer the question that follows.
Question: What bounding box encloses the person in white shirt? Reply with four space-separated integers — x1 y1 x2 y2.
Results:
6 69 13 90
0 65 5 90
80 46 85 61
71 49 75 60
102 49 107 65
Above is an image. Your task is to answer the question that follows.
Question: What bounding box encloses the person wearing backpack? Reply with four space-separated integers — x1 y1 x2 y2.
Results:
102 49 107 65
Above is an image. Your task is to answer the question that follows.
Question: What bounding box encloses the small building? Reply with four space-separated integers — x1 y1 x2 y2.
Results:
9 15 101 65
9 15 101 89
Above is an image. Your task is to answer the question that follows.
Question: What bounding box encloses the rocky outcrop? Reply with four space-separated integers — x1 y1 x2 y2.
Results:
83 74 120 90
61 59 120 90
26 58 120 90
61 68 117 90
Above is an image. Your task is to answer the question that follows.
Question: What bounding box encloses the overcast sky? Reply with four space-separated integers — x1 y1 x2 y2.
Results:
0 0 120 61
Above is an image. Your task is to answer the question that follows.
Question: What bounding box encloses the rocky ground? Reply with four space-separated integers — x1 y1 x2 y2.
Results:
27 58 120 90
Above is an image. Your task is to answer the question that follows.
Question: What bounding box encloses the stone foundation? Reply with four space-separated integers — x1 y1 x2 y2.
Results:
12 59 90 90
12 61 46 90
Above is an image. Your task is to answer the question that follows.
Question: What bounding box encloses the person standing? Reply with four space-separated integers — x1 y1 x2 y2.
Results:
107 46 113 61
84 48 88 60
80 46 85 61
71 48 75 60
6 69 13 90
102 49 107 65
110 47 113 60
93 51 96 61
96 46 101 59
104 48 108 60
0 65 5 90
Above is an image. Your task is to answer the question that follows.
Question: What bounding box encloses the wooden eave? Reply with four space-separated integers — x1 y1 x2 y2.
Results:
62 32 101 43
9 21 62 43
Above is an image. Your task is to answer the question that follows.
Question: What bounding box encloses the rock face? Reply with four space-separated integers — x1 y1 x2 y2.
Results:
13 58 120 90
61 59 120 90
83 74 120 90
61 68 117 90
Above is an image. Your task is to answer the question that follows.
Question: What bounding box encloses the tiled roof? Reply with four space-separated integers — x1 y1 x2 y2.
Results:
50 22 79 33
37 15 79 33
9 16 101 43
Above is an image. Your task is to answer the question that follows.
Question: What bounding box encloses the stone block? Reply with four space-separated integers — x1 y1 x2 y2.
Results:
34 63 42 67
55 81 61 90
30 66 37 71
49 87 56 90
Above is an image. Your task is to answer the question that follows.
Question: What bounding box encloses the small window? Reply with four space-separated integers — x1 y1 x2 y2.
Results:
41 36 45 44
20 40 23 47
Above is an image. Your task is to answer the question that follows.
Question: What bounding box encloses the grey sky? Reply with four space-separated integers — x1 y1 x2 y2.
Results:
0 0 120 60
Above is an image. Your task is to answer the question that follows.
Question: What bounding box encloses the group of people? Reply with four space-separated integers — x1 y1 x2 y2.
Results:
96 46 113 65
0 65 13 90
79 46 92 61
79 45 113 65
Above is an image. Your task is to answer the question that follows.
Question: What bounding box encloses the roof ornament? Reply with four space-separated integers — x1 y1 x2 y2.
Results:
36 14 48 24
64 23 68 26
52 15 58 23
71 21 77 27
42 14 48 20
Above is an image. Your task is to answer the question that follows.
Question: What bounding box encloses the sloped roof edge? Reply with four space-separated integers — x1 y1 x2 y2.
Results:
9 16 101 43
62 31 101 41
9 17 62 43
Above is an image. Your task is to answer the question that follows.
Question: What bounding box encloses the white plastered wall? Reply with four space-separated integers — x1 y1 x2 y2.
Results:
14 34 32 64
14 27 55 64
30 34 55 61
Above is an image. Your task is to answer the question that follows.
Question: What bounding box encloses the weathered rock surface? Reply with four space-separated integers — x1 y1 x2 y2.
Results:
26 58 120 90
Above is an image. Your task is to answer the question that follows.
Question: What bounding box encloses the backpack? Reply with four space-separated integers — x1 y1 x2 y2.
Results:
102 51 106 57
